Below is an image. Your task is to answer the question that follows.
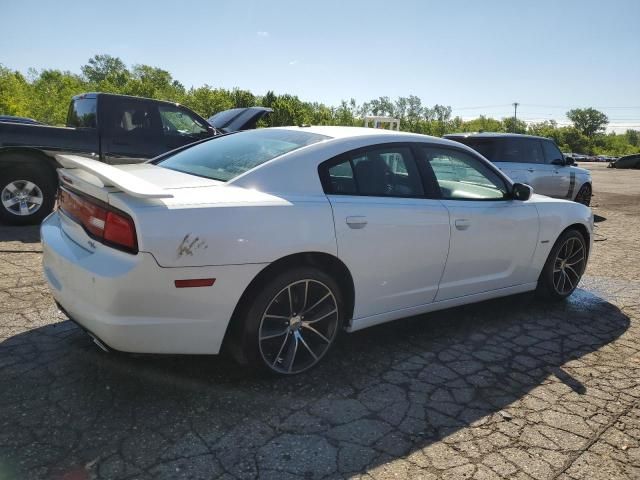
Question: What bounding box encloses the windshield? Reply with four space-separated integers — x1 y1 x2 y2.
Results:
157 129 329 181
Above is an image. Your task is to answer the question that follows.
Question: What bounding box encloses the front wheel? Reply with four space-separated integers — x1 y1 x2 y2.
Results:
537 229 587 300
241 267 343 375
574 183 592 207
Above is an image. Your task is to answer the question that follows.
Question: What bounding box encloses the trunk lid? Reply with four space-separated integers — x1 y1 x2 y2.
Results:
207 107 273 132
54 154 286 253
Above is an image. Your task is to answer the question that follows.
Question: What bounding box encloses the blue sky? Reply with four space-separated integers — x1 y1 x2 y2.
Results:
2 0 639 130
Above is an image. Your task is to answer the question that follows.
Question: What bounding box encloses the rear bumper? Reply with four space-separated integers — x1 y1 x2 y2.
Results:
41 212 265 354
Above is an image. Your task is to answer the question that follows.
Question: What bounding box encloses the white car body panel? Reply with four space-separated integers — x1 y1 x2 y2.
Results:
435 199 539 300
328 195 450 318
42 213 265 354
41 127 594 356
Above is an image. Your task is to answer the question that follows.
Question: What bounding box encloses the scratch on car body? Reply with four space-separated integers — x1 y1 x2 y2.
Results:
177 234 208 257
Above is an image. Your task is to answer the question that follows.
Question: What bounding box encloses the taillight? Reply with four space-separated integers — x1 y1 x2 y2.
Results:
58 188 138 254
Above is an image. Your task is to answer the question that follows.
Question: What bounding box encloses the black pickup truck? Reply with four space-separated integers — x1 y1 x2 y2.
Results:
0 93 271 225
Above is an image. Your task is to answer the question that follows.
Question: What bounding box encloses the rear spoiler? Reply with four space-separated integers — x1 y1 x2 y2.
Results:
55 154 173 199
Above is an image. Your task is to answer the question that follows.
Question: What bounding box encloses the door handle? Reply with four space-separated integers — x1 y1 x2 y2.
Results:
455 219 470 231
346 216 367 229
527 168 535 173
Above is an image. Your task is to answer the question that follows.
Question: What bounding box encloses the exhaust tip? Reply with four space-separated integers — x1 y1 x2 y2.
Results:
90 335 110 352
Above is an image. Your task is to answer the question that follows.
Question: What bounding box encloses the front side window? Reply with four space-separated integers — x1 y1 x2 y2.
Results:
158 105 209 137
322 146 424 197
422 147 508 200
158 129 328 182
498 138 544 164
541 140 564 164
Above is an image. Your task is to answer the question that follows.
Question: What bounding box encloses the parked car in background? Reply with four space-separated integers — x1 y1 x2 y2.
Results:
608 154 640 169
0 116 43 125
41 127 593 375
444 133 593 206
0 93 269 225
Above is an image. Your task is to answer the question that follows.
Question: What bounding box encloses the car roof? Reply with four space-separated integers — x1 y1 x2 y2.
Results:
272 125 458 146
71 92 189 109
444 132 551 141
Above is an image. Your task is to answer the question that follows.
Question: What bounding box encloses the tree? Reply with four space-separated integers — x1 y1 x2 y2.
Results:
0 65 30 117
502 117 527 134
562 127 590 154
566 108 608 137
625 129 639 147
462 115 504 133
2 55 639 156
82 54 129 87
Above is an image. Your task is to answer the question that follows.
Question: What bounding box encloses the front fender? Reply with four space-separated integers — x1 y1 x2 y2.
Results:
530 196 593 272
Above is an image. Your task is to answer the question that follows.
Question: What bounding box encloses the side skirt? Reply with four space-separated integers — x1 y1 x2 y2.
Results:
346 282 538 332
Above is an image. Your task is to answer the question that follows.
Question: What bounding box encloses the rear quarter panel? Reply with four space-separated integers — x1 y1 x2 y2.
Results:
119 192 338 268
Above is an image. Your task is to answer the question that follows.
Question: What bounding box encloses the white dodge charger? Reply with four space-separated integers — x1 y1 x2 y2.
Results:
41 127 593 374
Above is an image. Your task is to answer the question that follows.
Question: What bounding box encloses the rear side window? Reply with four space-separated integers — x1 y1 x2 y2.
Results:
108 99 159 135
327 160 357 194
322 146 424 197
452 138 498 160
498 138 544 164
67 98 97 128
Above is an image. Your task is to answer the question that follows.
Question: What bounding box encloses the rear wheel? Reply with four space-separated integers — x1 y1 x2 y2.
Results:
0 163 57 225
241 267 343 375
574 183 592 206
537 229 587 300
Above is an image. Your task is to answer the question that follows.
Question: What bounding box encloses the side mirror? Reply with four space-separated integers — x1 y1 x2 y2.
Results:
565 157 575 166
551 158 566 166
512 183 533 201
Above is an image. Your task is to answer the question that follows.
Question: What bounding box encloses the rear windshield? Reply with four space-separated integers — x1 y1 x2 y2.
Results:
157 129 329 181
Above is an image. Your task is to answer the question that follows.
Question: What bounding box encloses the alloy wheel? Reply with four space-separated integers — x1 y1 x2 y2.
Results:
258 279 339 374
553 236 586 295
1 180 44 216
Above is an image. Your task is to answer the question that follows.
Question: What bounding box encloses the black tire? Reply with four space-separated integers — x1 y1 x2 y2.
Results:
0 162 57 226
537 229 587 301
239 266 344 375
574 183 592 207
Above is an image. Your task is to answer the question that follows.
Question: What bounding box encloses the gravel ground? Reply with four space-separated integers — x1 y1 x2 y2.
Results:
0 163 639 480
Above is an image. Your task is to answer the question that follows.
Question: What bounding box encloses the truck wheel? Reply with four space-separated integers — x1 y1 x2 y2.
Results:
0 165 57 225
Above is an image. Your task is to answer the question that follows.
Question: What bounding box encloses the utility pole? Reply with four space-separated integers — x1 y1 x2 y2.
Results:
512 102 519 132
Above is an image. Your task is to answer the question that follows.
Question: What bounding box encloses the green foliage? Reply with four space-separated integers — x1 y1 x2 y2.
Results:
0 55 638 156
502 117 528 134
566 107 609 137
0 66 30 117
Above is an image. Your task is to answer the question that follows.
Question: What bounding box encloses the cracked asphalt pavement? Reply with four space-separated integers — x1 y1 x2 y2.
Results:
1 163 639 479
